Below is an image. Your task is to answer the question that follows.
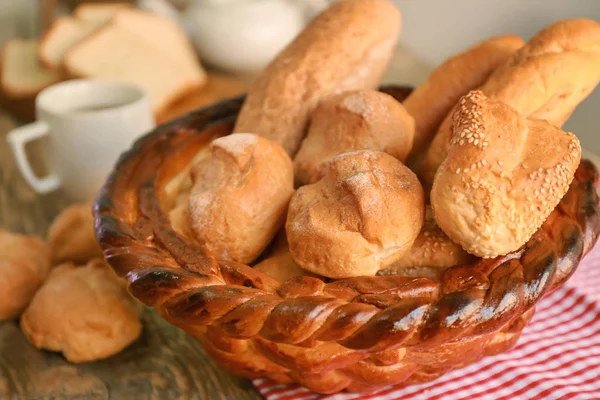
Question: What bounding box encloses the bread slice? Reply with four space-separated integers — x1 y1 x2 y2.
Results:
111 9 206 84
38 16 97 70
1 39 60 98
64 23 202 115
73 2 132 29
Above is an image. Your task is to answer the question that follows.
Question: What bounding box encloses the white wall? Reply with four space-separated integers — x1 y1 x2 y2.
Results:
391 0 600 154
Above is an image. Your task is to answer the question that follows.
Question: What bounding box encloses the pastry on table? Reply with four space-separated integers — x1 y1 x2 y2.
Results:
286 150 425 278
421 18 600 189
431 91 581 258
234 0 401 155
47 202 103 265
378 206 474 279
188 133 294 264
293 89 415 186
254 231 316 282
402 35 524 161
20 259 142 363
0 229 51 321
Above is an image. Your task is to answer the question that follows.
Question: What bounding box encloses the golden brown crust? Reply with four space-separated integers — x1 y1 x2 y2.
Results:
254 232 316 282
378 207 474 279
47 202 103 265
286 150 424 278
420 19 600 190
20 259 141 363
233 0 401 155
188 133 294 264
404 35 524 160
431 91 581 258
293 89 415 185
0 230 51 320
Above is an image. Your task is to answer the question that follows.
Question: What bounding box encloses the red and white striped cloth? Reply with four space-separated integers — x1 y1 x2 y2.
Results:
253 244 600 400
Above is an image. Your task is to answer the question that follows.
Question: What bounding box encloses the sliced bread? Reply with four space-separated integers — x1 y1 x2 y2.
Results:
73 2 132 29
1 39 60 98
38 16 97 70
64 23 202 115
111 8 206 84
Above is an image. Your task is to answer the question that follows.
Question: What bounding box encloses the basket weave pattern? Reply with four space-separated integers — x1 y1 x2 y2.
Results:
94 87 600 393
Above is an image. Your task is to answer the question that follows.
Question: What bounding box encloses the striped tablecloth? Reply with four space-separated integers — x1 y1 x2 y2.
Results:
254 244 600 400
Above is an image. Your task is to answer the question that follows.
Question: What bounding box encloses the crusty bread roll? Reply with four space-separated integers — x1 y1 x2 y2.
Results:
47 202 103 265
233 0 401 155
404 35 524 160
0 230 51 320
293 89 414 185
286 150 424 278
20 259 141 363
420 19 600 189
431 91 581 258
188 133 294 264
378 207 474 279
254 232 315 282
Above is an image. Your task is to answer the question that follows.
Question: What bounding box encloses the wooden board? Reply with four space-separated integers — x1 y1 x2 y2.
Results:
0 111 262 400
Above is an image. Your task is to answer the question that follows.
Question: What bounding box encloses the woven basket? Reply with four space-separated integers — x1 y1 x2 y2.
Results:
94 86 600 394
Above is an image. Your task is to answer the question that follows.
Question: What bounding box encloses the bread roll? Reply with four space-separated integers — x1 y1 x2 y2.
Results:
404 35 524 160
420 19 600 189
20 259 141 363
0 230 51 320
47 202 103 265
188 133 294 264
286 150 424 278
378 207 474 279
254 232 315 282
431 91 581 258
293 90 414 185
233 0 401 155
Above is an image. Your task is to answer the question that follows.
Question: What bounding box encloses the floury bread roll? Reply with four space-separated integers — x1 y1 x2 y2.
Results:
403 35 524 160
420 19 600 189
378 207 474 279
188 133 294 264
431 91 581 258
233 0 401 155
286 150 424 278
254 232 316 282
294 90 414 185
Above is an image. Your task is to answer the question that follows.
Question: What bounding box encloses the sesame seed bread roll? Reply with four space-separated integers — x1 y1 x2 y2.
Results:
188 133 294 264
378 207 474 279
431 91 581 258
233 0 401 156
293 89 415 186
420 19 600 190
286 150 424 279
404 35 524 160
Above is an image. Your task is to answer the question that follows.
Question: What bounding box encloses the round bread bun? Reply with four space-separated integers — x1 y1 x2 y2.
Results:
233 0 402 155
20 259 141 363
293 89 415 186
0 229 51 320
431 91 581 258
188 133 294 264
378 207 474 279
286 150 424 278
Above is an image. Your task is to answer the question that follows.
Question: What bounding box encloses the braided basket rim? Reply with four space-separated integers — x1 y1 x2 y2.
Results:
94 85 600 354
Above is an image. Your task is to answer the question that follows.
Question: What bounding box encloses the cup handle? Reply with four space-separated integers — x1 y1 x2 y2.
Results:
7 121 61 194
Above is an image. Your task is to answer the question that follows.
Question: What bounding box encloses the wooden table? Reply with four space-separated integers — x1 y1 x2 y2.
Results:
0 112 263 400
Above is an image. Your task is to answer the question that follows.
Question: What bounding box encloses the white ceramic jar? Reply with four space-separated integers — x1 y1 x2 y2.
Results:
184 0 327 73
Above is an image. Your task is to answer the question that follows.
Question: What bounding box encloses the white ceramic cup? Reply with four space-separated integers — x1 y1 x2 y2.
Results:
7 79 155 202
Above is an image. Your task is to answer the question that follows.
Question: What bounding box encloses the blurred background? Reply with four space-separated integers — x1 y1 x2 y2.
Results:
0 0 598 152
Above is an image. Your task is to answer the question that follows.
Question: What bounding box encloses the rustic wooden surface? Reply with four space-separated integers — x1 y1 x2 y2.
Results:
0 111 263 400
